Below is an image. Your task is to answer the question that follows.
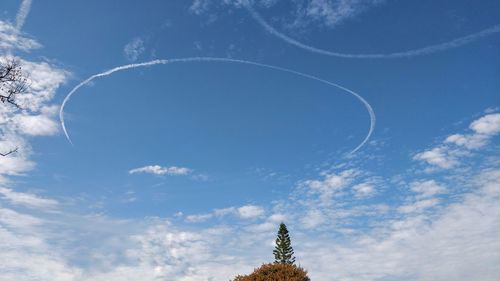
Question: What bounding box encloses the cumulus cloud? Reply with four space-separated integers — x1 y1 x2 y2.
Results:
1 163 498 281
301 168 500 281
237 204 265 219
414 146 459 169
352 182 375 198
303 169 358 203
470 113 500 135
0 149 499 281
0 56 69 177
17 60 69 111
409 180 447 199
13 110 59 136
445 113 500 149
415 113 500 170
129 165 192 176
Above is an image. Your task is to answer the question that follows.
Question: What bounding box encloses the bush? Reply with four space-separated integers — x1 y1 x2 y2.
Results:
233 263 310 281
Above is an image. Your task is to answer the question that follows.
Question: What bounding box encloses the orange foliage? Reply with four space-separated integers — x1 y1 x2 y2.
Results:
233 263 310 281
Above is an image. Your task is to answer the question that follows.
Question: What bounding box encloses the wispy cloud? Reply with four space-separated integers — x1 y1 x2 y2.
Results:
0 21 40 52
0 187 58 209
123 37 145 62
290 0 383 29
129 165 192 176
243 1 500 59
15 0 33 31
186 204 266 223
189 0 212 15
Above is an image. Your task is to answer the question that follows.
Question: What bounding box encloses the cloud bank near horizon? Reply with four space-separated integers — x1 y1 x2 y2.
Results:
1 111 499 281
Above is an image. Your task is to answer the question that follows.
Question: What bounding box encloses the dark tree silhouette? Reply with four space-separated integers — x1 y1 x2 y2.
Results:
0 58 29 156
0 58 28 108
273 222 296 264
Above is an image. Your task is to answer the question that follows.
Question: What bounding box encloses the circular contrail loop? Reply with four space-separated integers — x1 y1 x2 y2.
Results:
59 57 376 153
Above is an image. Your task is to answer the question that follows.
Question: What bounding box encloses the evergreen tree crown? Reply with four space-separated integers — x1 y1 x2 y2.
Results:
273 222 296 264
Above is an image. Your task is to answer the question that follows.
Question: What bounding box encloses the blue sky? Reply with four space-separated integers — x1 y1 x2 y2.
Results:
0 0 499 280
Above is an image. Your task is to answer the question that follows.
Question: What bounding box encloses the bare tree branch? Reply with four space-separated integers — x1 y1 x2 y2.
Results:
0 58 29 109
0 147 18 157
1 58 30 156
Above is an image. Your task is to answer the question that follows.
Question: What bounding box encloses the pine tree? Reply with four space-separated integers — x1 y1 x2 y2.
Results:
273 222 296 264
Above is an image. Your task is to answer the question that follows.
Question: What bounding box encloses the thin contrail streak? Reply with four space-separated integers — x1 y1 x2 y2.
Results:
245 4 500 59
59 57 376 154
15 0 32 31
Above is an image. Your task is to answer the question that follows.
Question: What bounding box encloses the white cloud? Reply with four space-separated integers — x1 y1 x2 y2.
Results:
444 113 500 150
191 0 383 29
300 168 500 281
0 187 59 209
186 213 213 223
398 197 440 214
300 209 325 229
237 204 265 219
129 165 192 176
0 57 69 177
0 207 43 229
409 180 447 199
189 0 212 15
414 146 459 169
0 21 41 51
0 164 498 281
1 15 499 279
445 133 487 149
13 112 59 136
15 0 33 31
302 0 383 28
415 113 500 170
17 59 69 111
123 37 145 62
0 147 34 175
352 182 375 198
186 204 267 223
304 169 358 202
470 113 500 135
213 206 236 217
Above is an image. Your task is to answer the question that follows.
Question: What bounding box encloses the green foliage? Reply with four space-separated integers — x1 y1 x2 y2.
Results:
273 223 296 265
233 263 310 281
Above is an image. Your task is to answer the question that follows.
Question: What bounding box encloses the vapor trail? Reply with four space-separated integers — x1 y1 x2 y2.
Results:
15 0 32 31
245 4 500 59
59 57 375 154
